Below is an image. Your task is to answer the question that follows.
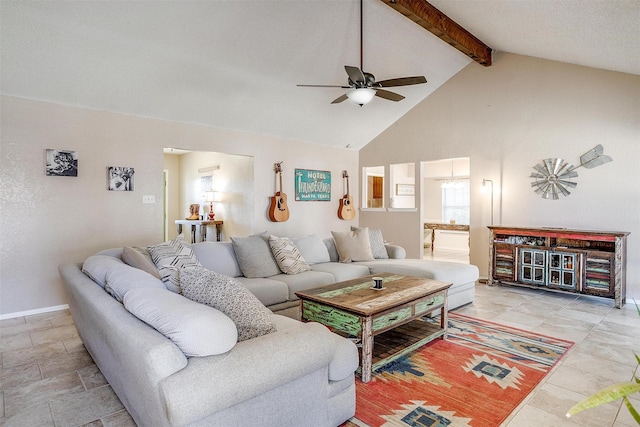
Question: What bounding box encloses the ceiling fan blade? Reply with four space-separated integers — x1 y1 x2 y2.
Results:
376 76 427 87
345 66 365 84
374 89 405 102
331 94 348 104
297 84 351 88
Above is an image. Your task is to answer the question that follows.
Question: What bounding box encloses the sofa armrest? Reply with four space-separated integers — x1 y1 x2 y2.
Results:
385 244 406 259
159 319 349 426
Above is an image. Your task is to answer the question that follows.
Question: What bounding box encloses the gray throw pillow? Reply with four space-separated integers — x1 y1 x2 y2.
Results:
231 233 280 278
121 246 161 278
180 267 277 341
351 227 388 259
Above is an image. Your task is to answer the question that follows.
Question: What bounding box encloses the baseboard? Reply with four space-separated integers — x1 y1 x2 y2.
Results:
0 304 70 320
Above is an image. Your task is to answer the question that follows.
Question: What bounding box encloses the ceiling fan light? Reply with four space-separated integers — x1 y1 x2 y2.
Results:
347 88 376 105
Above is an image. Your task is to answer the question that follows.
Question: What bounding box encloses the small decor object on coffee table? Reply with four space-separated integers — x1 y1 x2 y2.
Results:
296 273 451 383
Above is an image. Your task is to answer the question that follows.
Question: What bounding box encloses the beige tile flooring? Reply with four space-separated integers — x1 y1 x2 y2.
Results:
1 268 638 426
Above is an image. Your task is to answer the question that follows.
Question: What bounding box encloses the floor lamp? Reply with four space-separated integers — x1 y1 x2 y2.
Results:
482 179 494 225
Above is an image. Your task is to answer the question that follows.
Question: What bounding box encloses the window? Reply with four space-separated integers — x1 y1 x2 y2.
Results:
363 166 384 208
441 179 470 224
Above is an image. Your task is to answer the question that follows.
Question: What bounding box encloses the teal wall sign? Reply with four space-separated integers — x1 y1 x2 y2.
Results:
295 169 331 201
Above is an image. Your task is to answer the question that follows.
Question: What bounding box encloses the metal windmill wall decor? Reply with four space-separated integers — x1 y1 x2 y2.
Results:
530 144 612 200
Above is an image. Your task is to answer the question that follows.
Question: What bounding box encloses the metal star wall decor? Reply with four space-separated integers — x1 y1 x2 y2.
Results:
530 144 612 200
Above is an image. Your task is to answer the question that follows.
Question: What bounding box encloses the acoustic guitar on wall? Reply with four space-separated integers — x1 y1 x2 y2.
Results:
268 161 290 222
338 170 355 220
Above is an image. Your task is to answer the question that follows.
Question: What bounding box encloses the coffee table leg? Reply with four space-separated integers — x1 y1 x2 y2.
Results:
361 317 373 383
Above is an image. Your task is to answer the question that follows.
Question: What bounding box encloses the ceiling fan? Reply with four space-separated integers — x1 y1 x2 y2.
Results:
297 0 427 106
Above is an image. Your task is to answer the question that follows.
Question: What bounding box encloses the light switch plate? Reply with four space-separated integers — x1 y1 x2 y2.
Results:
142 195 155 204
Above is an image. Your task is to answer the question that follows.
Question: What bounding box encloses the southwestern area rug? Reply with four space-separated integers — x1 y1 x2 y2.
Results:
341 313 574 427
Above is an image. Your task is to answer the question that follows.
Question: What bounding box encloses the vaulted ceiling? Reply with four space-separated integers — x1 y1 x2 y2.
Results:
2 1 638 150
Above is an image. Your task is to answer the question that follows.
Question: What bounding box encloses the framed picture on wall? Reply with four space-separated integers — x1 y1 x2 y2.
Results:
45 149 78 177
396 183 415 196
294 169 331 201
107 166 135 191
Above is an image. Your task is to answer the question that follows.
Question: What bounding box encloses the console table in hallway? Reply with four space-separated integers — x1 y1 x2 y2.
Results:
424 223 470 253
175 220 223 243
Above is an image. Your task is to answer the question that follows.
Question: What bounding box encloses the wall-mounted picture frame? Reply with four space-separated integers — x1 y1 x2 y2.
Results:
46 149 78 177
107 166 135 191
395 183 415 196
201 175 213 193
294 169 331 201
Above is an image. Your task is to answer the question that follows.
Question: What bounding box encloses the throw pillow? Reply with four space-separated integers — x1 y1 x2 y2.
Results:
121 246 161 279
180 267 277 341
331 227 375 263
291 234 331 264
147 235 201 293
351 227 388 259
123 287 237 357
230 232 280 278
268 235 311 275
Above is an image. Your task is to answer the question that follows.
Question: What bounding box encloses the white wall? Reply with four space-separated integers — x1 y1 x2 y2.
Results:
360 52 640 301
0 95 358 316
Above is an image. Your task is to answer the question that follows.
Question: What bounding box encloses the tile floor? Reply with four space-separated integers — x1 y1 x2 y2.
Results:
1 258 638 426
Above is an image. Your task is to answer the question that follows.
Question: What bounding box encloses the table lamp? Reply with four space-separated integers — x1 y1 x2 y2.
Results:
205 191 220 220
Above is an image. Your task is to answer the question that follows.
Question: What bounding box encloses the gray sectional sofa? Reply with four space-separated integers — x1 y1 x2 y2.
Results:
58 231 478 427
192 234 479 318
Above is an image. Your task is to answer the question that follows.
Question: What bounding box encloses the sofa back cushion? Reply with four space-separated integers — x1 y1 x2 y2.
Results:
191 242 242 277
230 233 280 278
292 234 331 264
121 246 161 278
124 287 237 357
104 264 165 302
82 255 125 288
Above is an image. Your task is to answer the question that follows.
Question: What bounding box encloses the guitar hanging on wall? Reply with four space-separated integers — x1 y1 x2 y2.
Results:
338 170 355 220
268 161 290 222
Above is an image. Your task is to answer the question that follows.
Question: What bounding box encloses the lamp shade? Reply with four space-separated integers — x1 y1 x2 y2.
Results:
205 191 221 203
346 88 376 105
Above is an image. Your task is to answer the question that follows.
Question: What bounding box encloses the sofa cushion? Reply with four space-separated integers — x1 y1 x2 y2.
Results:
231 233 280 278
148 235 201 293
82 255 125 288
123 287 237 357
355 259 479 285
291 234 331 264
180 267 277 341
121 246 161 279
268 235 311 275
270 271 336 300
350 226 389 259
310 262 371 283
191 242 242 277
331 228 375 263
235 277 290 307
104 263 166 302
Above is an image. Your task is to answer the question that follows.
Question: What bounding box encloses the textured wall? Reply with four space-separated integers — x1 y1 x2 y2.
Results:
0 96 358 316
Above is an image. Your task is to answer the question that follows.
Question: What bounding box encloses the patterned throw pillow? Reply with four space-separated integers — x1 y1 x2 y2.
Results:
147 235 201 293
180 267 277 341
268 235 311 275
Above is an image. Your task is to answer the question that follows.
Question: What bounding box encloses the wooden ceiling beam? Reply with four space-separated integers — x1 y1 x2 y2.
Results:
379 0 492 66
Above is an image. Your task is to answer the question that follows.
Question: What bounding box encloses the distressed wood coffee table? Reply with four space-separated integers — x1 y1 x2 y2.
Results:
296 273 451 383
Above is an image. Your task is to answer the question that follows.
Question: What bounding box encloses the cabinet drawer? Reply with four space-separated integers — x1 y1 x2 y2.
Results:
372 307 412 332
414 292 446 315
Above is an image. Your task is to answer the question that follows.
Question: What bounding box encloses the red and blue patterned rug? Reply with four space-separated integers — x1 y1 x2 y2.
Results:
342 312 574 427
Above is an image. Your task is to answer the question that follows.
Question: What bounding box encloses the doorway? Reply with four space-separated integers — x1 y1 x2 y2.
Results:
421 158 470 264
